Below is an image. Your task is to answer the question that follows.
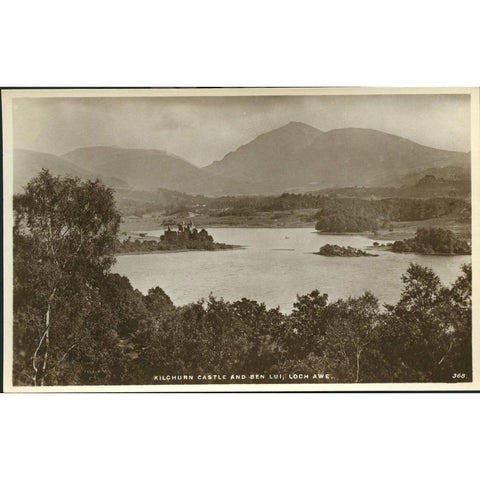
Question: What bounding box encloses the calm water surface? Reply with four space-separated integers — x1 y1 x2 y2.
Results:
113 228 470 312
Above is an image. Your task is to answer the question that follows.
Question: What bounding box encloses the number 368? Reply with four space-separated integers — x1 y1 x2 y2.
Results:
452 373 466 379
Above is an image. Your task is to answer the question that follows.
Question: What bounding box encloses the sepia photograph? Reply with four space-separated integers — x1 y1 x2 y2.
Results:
2 87 478 392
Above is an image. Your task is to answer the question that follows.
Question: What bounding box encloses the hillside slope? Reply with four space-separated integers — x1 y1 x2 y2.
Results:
13 149 128 193
204 124 470 193
62 146 246 195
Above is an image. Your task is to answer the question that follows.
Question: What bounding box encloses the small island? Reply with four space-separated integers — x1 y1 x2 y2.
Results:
116 223 237 254
390 228 471 255
315 244 378 257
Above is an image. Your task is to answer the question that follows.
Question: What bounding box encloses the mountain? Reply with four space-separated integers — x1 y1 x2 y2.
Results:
14 124 471 197
13 149 128 193
61 146 245 195
204 121 325 185
62 147 199 190
204 123 470 193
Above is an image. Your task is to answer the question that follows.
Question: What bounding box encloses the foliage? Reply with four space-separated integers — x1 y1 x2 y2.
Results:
132 296 286 383
205 194 469 222
391 228 471 254
13 170 123 385
324 292 381 382
314 197 469 233
117 225 233 253
13 171 472 386
316 244 377 257
128 263 471 384
378 263 472 382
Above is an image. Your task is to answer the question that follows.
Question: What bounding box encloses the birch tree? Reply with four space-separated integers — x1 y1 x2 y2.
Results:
325 292 380 383
13 170 120 385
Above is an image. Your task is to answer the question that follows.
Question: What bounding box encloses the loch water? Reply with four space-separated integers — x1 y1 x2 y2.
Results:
113 228 470 313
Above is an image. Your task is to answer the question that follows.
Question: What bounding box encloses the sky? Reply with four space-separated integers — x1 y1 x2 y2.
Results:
12 94 471 167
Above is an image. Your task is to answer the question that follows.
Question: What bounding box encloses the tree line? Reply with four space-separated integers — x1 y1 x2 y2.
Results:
314 197 469 233
206 193 469 218
12 171 472 386
120 190 469 225
201 194 469 233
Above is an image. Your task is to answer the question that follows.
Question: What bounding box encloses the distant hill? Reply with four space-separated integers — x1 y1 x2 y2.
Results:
13 149 128 193
62 146 246 195
62 147 201 191
204 123 470 193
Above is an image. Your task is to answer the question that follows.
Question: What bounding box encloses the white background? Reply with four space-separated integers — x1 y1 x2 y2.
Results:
1 1 479 479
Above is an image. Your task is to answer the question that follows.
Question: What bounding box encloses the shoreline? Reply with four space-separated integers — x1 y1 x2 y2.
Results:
313 252 379 257
121 220 471 244
367 246 471 257
123 223 315 231
115 245 244 256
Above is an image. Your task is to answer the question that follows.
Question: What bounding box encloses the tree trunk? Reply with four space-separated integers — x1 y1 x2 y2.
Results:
32 287 56 386
40 302 52 386
32 327 48 386
355 352 360 383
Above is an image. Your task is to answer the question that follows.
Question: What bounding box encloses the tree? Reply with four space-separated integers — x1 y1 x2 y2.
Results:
380 263 472 382
13 170 120 385
436 263 472 380
324 292 380 383
144 286 174 314
229 298 285 372
284 290 329 360
100 273 150 338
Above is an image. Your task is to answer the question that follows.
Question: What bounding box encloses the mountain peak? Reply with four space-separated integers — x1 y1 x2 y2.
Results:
274 121 323 133
246 121 323 146
287 120 312 127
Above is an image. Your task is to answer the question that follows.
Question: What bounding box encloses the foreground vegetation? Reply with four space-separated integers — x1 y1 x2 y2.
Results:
13 171 472 386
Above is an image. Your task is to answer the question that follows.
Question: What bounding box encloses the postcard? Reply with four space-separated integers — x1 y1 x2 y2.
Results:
2 87 478 391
